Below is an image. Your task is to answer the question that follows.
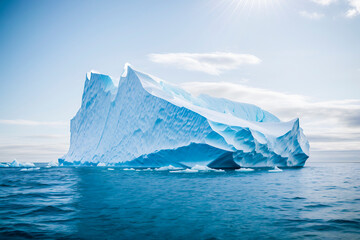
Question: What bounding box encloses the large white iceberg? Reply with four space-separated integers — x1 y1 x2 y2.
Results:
60 64 309 168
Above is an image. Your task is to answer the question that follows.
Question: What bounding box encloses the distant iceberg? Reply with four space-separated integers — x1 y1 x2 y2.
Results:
47 161 59 167
8 159 36 168
10 159 21 167
0 163 9 168
154 165 182 171
268 166 283 172
60 64 309 168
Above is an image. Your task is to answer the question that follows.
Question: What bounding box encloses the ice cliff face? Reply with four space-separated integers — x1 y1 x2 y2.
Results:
61 64 309 168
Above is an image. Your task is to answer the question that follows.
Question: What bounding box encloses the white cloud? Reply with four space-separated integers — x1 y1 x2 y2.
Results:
0 119 68 126
148 52 261 75
180 81 360 154
346 0 360 17
300 11 325 19
311 0 337 5
309 0 360 18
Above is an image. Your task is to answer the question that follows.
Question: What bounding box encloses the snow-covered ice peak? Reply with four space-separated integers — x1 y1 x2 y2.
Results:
86 70 101 81
121 62 133 77
61 63 310 168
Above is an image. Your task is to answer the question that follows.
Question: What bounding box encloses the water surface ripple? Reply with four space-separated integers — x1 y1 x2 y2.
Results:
0 162 359 239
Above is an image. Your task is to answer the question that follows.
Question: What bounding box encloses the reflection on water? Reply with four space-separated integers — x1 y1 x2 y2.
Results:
0 162 359 239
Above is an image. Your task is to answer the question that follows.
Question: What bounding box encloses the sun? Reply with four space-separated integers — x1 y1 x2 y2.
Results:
209 0 283 20
228 0 280 8
215 0 282 16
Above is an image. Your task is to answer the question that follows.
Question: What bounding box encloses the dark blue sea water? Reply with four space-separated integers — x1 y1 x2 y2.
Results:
0 162 359 240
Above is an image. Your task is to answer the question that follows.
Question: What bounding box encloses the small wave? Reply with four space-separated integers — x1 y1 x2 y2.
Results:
39 217 80 224
307 224 341 231
0 183 12 187
304 204 331 208
0 230 35 239
19 205 74 216
29 181 52 187
328 219 360 226
0 203 35 211
265 206 278 210
170 169 198 173
4 192 50 199
225 208 240 212
292 197 306 200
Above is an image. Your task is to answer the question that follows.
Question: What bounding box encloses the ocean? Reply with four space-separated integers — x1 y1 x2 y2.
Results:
0 162 359 239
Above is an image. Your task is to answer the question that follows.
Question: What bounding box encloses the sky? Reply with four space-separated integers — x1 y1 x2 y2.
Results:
0 0 359 163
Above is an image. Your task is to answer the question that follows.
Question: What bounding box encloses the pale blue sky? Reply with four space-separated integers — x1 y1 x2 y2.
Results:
0 0 359 162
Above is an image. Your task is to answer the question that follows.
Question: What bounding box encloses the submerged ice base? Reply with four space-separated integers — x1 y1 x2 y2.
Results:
61 64 309 168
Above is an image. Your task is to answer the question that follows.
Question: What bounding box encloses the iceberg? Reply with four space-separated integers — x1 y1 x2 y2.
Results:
8 159 36 168
191 164 212 171
60 64 309 169
10 159 21 167
191 165 226 172
47 161 59 167
141 168 153 171
236 168 255 172
22 162 36 168
0 163 9 168
268 166 283 172
20 167 40 171
154 165 183 171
